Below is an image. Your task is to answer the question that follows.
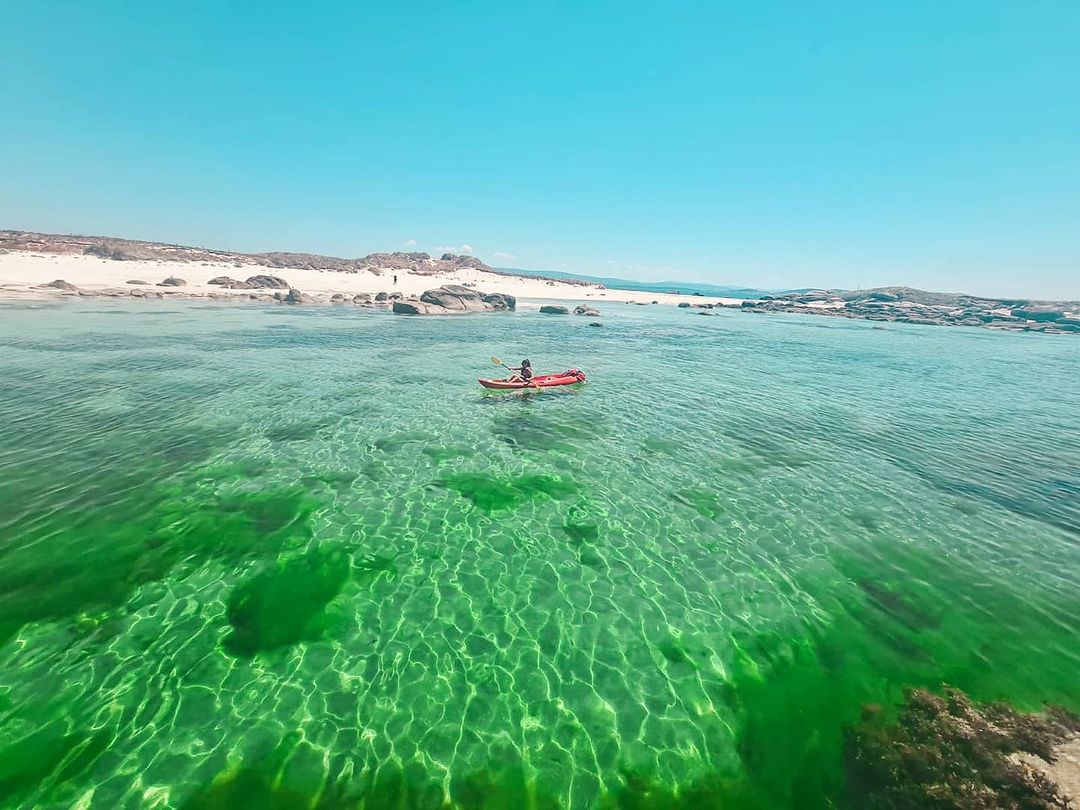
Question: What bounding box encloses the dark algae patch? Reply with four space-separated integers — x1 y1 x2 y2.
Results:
0 721 110 806
845 687 1080 809
672 487 725 519
224 546 350 657
437 472 579 512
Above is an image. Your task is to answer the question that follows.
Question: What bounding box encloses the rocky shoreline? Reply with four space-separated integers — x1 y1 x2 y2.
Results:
737 286 1080 335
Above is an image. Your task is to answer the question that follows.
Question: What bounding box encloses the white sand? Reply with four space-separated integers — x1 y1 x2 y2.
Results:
0 252 743 309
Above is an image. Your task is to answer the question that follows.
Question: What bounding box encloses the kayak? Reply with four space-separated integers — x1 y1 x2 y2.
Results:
478 369 587 390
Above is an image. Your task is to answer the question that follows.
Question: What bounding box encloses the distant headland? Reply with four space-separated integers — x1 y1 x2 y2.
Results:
1 230 1077 333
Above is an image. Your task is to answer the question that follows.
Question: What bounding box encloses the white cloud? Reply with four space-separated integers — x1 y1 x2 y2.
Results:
493 251 517 261
435 244 474 255
402 239 417 248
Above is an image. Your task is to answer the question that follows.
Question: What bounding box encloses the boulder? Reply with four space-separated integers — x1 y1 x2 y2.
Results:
352 293 372 303
387 292 403 301
330 293 346 303
282 288 314 304
420 285 487 311
375 291 389 302
246 274 290 289
482 292 516 311
392 299 443 315
678 302 691 308
157 276 187 287
207 276 234 285
126 279 150 285
588 321 603 327
540 305 570 315
573 305 600 317
38 279 79 292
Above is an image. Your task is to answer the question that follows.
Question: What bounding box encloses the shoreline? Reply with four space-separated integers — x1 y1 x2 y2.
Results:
0 251 741 309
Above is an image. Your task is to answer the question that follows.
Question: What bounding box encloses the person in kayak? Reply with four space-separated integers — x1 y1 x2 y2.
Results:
508 359 533 383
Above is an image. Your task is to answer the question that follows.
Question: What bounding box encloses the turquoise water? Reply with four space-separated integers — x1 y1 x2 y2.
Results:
492 268 773 298
0 300 1077 808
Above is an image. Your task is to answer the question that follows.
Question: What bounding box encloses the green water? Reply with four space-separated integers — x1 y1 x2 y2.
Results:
0 300 1077 809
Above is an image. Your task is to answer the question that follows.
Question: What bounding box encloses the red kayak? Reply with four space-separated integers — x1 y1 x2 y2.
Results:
478 369 587 390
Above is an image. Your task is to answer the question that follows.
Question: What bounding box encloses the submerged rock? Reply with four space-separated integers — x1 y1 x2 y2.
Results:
540 305 570 315
574 305 600 316
846 686 1080 809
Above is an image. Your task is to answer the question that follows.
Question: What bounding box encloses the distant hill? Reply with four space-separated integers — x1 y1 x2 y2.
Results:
0 230 489 276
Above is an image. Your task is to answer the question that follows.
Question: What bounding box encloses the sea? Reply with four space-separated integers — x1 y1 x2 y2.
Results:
492 267 784 299
0 299 1077 808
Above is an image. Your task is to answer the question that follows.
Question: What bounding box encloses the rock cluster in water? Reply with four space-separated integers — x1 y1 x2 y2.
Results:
392 285 516 315
846 686 1080 808
739 286 1080 334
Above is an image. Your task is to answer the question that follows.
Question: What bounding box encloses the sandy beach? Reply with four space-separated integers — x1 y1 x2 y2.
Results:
0 251 743 309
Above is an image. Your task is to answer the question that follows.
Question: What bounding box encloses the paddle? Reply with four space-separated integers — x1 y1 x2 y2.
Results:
491 356 541 391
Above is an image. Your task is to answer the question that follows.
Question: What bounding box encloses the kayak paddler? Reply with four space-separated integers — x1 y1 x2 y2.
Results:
508 359 533 383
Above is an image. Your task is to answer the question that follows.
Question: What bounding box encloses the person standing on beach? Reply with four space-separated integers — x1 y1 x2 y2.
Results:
393 274 398 285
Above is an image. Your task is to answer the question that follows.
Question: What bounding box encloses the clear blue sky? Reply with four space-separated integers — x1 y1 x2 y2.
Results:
2 1 1078 298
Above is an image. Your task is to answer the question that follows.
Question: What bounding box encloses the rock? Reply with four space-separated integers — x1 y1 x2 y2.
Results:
1011 308 1064 322
574 305 600 316
330 293 346 303
697 310 714 316
419 285 487 311
375 291 389 302
352 293 372 303
77 290 101 297
540 305 570 314
283 288 314 304
387 292 403 300
126 279 149 285
588 321 603 327
207 276 233 285
38 279 79 292
482 292 516 311
651 300 659 304
245 274 290 289
678 302 691 308
392 299 440 315
157 276 187 287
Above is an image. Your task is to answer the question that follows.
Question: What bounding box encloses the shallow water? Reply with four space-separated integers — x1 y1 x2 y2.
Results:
0 300 1078 808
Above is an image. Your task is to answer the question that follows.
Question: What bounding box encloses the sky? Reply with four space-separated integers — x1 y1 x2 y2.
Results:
2 1 1078 298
